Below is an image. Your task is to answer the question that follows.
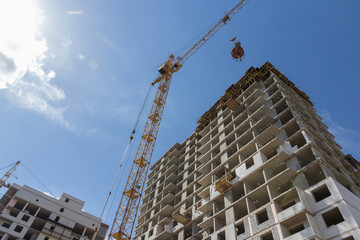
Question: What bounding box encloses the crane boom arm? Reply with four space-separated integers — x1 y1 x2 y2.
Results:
175 0 249 69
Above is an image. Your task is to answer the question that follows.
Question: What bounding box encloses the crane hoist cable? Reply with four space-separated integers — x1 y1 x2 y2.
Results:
93 84 155 238
109 1 250 239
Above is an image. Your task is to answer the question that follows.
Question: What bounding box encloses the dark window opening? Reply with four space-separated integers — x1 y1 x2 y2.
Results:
322 207 345 227
256 210 269 224
44 237 49 240
218 231 225 240
261 232 274 240
312 184 331 202
21 214 30 222
9 209 19 217
282 201 296 210
149 230 153 236
60 208 64 212
342 236 355 240
289 224 305 235
65 198 70 203
55 216 60 222
50 225 55 231
246 158 254 169
24 232 33 240
2 222 11 228
235 222 245 236
14 225 23 233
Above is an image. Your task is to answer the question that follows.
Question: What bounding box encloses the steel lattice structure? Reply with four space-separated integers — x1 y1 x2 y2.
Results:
109 1 250 239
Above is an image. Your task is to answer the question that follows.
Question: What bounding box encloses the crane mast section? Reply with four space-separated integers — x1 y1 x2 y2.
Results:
110 70 173 239
176 0 250 68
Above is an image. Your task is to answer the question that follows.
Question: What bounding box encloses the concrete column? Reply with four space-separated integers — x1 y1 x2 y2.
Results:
82 227 87 237
6 198 17 208
22 202 29 212
0 233 8 240
270 203 284 239
34 207 41 217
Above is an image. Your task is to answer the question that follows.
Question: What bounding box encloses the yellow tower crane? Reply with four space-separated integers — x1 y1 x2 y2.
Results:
109 1 250 239
0 161 20 189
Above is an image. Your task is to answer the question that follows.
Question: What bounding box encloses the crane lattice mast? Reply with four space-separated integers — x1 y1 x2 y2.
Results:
0 161 20 188
109 1 250 239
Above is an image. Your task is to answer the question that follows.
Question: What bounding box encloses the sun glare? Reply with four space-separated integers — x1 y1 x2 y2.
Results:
0 0 41 46
0 0 45 88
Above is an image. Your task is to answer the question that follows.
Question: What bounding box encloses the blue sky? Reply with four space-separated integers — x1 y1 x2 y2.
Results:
0 0 359 229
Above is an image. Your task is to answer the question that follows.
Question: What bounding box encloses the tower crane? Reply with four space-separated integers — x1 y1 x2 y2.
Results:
0 161 20 189
109 1 249 239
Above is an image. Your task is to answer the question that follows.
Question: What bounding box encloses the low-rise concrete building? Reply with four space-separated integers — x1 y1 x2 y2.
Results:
135 62 360 240
0 184 108 240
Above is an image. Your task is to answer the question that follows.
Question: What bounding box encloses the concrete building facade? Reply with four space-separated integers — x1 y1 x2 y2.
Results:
0 184 108 240
135 62 360 240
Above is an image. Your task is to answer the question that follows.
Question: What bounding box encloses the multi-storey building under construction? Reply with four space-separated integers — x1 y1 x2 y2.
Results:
0 184 108 240
135 62 360 240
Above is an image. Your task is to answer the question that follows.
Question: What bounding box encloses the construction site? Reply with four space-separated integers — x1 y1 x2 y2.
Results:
133 62 360 240
0 0 360 240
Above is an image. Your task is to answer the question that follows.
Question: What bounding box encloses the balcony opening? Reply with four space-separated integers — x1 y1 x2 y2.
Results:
234 201 248 221
217 231 225 240
2 222 11 228
9 208 19 217
256 209 269 224
14 200 26 211
342 236 355 240
288 132 307 149
235 222 245 236
279 110 293 125
261 232 274 240
274 100 288 115
264 77 275 89
271 92 283 105
288 224 304 235
312 184 331 202
296 147 316 168
214 212 226 231
282 201 296 210
322 207 345 227
184 225 192 239
246 158 254 169
24 232 34 240
267 84 278 97
214 197 225 214
232 184 245 202
283 120 300 138
304 164 326 186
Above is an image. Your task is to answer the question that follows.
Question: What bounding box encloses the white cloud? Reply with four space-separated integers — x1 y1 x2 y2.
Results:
0 0 73 130
320 110 360 157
